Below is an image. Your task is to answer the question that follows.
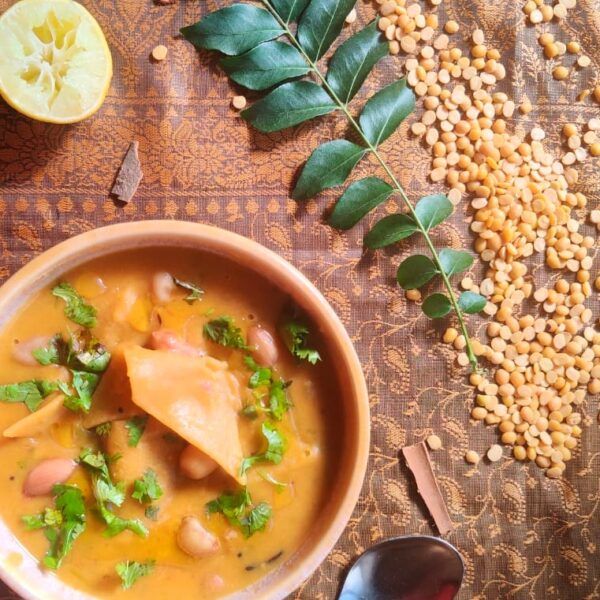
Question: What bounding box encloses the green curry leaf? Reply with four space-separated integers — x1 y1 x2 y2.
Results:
293 140 366 201
359 79 415 147
396 255 438 290
458 291 487 314
364 214 418 249
414 194 453 231
242 81 337 133
326 21 388 104
180 4 284 56
297 0 356 61
438 249 474 277
422 293 453 319
329 177 394 230
270 0 310 23
221 41 310 91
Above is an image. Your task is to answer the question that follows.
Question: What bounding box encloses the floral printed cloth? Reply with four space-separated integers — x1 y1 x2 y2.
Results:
0 0 599 598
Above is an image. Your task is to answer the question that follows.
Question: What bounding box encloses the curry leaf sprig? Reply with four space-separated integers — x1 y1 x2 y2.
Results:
181 1 486 371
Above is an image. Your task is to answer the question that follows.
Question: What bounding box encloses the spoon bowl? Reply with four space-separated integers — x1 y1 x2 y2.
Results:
339 535 464 600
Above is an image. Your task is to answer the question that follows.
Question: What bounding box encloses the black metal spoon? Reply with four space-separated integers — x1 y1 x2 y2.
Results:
338 535 464 600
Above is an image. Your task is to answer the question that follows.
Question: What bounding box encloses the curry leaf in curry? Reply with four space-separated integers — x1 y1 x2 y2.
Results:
206 487 271 538
283 322 321 365
125 415 148 447
116 560 155 590
240 422 286 476
132 469 163 504
52 283 98 328
173 277 204 304
203 316 249 349
0 380 59 412
22 484 86 570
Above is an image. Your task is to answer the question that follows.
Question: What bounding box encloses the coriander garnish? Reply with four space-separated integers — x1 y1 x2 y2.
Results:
203 315 249 349
132 469 163 504
173 277 204 304
239 422 286 477
283 321 321 365
0 380 59 412
78 449 148 538
116 560 155 589
22 484 86 569
206 487 271 538
52 282 97 328
242 356 292 420
125 415 148 447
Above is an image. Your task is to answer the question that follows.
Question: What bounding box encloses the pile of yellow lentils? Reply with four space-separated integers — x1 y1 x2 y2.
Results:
375 0 599 478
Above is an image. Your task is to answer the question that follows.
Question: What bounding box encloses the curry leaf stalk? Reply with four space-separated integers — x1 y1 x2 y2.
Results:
261 0 478 371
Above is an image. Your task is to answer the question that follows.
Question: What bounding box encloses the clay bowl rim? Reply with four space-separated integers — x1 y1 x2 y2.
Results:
0 220 370 600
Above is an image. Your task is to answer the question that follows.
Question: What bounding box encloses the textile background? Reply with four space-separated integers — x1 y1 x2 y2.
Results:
1 0 599 598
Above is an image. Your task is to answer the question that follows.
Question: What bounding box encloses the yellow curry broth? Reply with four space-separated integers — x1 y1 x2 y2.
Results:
0 248 340 599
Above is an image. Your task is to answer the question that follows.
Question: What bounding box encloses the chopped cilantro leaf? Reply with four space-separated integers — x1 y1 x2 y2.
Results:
145 505 159 521
116 560 155 589
35 331 111 373
101 507 148 538
242 356 292 421
22 507 63 530
268 379 292 421
283 321 321 365
67 332 111 373
132 469 163 504
59 371 100 413
203 316 248 349
79 448 112 481
32 335 63 366
95 422 112 437
22 484 86 570
240 422 286 477
0 380 59 412
78 449 148 539
125 415 148 447
206 487 271 538
173 277 204 304
52 283 97 328
241 502 271 537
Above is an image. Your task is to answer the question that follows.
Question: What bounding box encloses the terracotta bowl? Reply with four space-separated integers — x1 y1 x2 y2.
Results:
0 220 370 600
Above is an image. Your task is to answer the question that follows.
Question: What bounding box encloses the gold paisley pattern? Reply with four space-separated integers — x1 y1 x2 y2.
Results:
0 0 599 598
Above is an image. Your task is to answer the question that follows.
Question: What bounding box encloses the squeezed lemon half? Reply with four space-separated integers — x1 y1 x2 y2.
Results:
0 0 112 123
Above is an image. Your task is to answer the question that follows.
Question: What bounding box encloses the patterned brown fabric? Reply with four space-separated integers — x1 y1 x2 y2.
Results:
1 0 599 598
